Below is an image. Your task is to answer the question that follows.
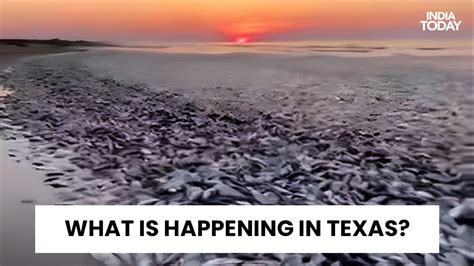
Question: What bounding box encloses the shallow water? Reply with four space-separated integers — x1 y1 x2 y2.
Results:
81 47 473 123
104 39 472 57
0 136 102 265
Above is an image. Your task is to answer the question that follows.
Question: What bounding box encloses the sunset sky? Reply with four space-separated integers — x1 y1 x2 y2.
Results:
1 0 472 43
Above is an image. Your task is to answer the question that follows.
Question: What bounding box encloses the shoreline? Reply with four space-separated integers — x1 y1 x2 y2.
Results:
0 48 472 264
0 52 101 265
1 50 470 263
97 40 473 57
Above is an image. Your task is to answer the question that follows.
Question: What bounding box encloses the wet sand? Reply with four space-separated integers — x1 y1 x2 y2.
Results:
0 52 100 266
0 140 101 266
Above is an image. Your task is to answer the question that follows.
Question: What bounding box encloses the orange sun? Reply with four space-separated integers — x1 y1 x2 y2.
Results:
235 37 249 43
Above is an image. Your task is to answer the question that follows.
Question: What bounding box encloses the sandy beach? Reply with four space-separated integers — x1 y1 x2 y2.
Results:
1 44 473 264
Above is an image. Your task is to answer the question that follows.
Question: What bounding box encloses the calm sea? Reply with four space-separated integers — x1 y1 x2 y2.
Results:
104 40 472 57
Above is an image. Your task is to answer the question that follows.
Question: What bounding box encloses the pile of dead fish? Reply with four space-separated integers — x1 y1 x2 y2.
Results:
0 57 472 265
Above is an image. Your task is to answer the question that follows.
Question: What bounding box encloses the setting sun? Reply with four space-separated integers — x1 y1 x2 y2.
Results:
2 0 471 42
235 37 249 43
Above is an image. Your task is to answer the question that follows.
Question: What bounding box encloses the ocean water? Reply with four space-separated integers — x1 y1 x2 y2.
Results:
79 40 473 126
106 40 473 57
83 39 472 98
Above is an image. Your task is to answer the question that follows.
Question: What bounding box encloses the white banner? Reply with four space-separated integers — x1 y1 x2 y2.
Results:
35 205 439 253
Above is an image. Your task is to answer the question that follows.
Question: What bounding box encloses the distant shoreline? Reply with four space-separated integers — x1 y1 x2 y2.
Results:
0 38 113 47
0 39 115 67
0 39 113 58
1 39 472 57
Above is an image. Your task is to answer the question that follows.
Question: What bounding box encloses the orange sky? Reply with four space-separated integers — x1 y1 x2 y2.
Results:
1 0 472 42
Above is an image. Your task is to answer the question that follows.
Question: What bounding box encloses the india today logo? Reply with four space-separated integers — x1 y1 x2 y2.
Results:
420 12 462 31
